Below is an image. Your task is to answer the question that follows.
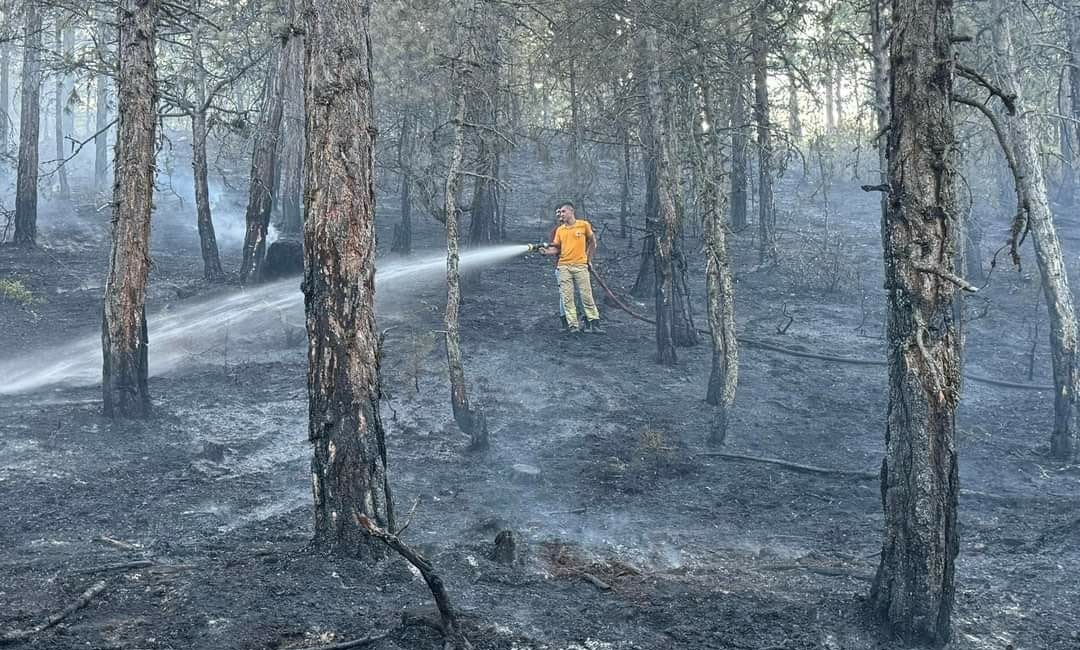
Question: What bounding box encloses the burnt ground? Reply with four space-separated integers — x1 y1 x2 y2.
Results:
1 149 1079 650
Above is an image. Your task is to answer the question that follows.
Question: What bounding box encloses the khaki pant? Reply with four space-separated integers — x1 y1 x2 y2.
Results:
558 264 599 327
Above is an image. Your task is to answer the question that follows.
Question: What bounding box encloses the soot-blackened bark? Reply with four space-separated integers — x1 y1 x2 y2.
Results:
446 66 489 451
991 0 1079 461
102 0 159 418
870 0 960 644
14 1 42 246
240 30 289 284
752 0 776 265
191 26 224 283
303 0 393 554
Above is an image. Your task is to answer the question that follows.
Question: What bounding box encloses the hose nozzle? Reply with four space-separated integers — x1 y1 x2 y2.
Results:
526 241 550 253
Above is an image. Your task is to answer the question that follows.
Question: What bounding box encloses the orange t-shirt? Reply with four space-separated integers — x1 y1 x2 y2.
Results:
552 220 593 266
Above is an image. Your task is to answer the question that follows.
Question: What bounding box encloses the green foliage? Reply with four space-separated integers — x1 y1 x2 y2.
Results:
0 278 43 307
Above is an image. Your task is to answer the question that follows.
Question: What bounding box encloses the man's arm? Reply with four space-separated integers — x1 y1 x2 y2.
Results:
586 231 598 263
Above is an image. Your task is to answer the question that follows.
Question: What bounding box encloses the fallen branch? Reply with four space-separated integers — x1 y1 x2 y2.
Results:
74 560 156 574
92 536 142 551
354 513 471 650
697 451 878 481
292 631 390 650
578 573 612 591
759 563 874 582
0 580 110 644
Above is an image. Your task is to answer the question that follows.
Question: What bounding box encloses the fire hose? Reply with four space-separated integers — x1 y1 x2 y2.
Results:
582 258 1053 392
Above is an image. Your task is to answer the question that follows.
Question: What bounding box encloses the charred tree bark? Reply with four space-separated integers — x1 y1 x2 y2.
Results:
14 1 42 246
190 26 224 283
390 111 414 255
467 12 500 250
992 1 1078 461
94 4 110 193
278 0 304 238
632 42 659 299
446 68 489 451
695 75 738 445
752 0 776 266
52 20 69 199
870 0 889 227
729 56 748 230
0 6 8 162
102 0 159 418
643 28 677 366
240 31 289 284
870 0 960 644
303 0 393 553
619 118 631 239
786 64 801 141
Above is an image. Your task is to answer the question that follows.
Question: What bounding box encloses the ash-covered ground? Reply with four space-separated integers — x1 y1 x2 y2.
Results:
0 149 1078 650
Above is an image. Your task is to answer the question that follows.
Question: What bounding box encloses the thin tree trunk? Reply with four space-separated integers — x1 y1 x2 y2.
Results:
0 1 8 161
278 0 304 238
240 33 289 284
191 26 224 282
752 0 776 265
730 56 748 230
643 28 676 366
303 0 393 553
620 118 630 239
391 111 414 255
568 59 584 212
53 19 69 198
786 64 801 141
632 41 658 299
94 3 111 193
14 1 42 246
870 0 960 644
992 0 1078 461
697 75 738 445
102 0 159 418
446 66 489 451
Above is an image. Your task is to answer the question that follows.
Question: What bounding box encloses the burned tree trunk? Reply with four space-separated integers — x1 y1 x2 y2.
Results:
643 28 677 366
94 4 110 193
729 56 748 230
695 74 738 445
631 45 659 300
390 111 414 255
102 0 159 418
53 20 69 199
752 0 776 266
467 12 500 249
869 0 888 227
445 69 489 451
239 31 289 284
278 0 304 239
870 0 960 644
991 1 1078 461
786 64 801 141
303 0 393 553
190 27 224 283
14 1 42 246
0 11 8 162
619 118 631 239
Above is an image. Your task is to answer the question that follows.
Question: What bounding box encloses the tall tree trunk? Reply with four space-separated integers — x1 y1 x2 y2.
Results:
240 33 289 284
390 111 414 255
14 1 42 246
619 117 631 239
824 59 835 134
94 3 111 194
752 0 776 265
446 67 488 450
729 55 748 230
52 19 69 198
0 0 9 162
870 0 960 644
102 0 159 418
303 0 393 553
278 0 304 238
568 59 585 213
191 26 224 283
696 73 738 444
786 64 801 141
467 10 500 250
643 28 676 366
632 41 659 299
992 1 1078 461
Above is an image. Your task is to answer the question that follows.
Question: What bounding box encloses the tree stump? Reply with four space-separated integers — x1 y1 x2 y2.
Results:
492 530 521 565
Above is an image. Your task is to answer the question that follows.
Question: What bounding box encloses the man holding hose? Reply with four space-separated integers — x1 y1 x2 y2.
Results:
543 202 604 334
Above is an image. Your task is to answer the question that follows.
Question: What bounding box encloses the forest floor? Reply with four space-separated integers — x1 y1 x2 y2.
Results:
1 151 1078 650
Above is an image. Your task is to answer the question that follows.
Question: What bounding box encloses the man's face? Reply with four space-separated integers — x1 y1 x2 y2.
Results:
556 206 574 224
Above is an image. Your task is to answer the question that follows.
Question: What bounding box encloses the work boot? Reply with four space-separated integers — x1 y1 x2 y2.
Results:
587 319 605 334
560 315 569 330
